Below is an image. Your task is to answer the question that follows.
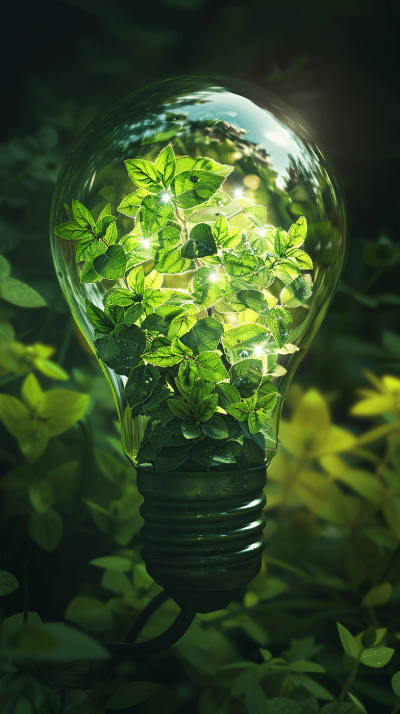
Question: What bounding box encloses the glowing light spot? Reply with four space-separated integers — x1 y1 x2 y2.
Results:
265 131 287 146
234 188 244 199
253 346 263 356
161 192 171 203
210 273 218 283
258 228 266 238
142 239 151 249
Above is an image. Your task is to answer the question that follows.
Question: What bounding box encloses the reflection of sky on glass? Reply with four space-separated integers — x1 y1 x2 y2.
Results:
162 90 305 183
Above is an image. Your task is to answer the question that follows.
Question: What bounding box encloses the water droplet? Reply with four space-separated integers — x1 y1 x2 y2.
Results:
190 175 199 183
238 350 249 358
58 271 63 278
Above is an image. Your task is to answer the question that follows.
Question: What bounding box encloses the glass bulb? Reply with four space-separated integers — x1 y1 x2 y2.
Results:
50 75 347 475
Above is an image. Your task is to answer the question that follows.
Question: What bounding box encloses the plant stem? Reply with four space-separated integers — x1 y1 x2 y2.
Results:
389 702 400 714
0 371 30 388
329 650 362 714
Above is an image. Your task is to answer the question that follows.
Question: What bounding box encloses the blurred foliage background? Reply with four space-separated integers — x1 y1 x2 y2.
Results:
1 0 400 712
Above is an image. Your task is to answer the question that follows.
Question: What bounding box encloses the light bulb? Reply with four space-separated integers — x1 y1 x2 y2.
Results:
50 76 347 612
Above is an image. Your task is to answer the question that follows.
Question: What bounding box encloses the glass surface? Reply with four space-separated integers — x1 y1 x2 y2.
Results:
50 75 347 472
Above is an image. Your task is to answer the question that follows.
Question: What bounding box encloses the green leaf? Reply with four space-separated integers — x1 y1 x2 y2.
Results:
189 391 218 423
224 251 258 277
28 509 64 552
181 422 201 439
53 221 90 241
72 200 95 229
236 290 269 314
189 267 232 310
172 170 225 209
245 679 270 714
336 622 359 659
195 351 228 382
155 144 176 188
286 248 313 270
168 312 197 340
230 359 263 398
361 626 377 649
242 205 268 228
182 223 217 259
90 556 132 571
0 570 19 596
75 234 100 263
178 360 198 392
188 190 240 223
267 306 292 348
167 398 188 420
287 216 307 248
0 255 11 278
86 300 114 334
125 158 164 193
28 479 54 514
201 415 229 439
176 155 233 177
247 225 275 253
103 288 135 307
93 245 127 280
106 323 146 369
124 365 160 407
226 397 256 421
391 671 400 697
362 582 393 606
107 681 159 709
222 323 271 364
0 278 46 307
272 259 301 284
118 189 150 218
126 265 145 296
139 194 175 239
141 122 184 146
155 248 194 274
215 382 241 408
274 227 290 257
143 288 168 311
183 316 223 354
153 445 190 471
360 646 395 668
212 213 229 245
257 380 278 411
281 274 313 307
143 346 183 368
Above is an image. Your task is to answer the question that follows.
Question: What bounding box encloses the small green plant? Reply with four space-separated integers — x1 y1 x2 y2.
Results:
55 144 313 472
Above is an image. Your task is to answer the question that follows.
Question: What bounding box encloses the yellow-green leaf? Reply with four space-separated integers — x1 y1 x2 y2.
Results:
310 426 357 457
33 358 69 381
21 373 44 410
0 570 19 596
17 419 49 462
362 582 393 607
90 556 132 572
382 498 400 539
64 595 114 634
331 469 385 502
351 394 394 416
11 624 60 654
28 480 54 514
0 395 30 437
36 390 89 419
294 471 350 526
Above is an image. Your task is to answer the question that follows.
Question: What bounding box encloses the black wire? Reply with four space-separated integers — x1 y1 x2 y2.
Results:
123 589 170 645
102 590 196 658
